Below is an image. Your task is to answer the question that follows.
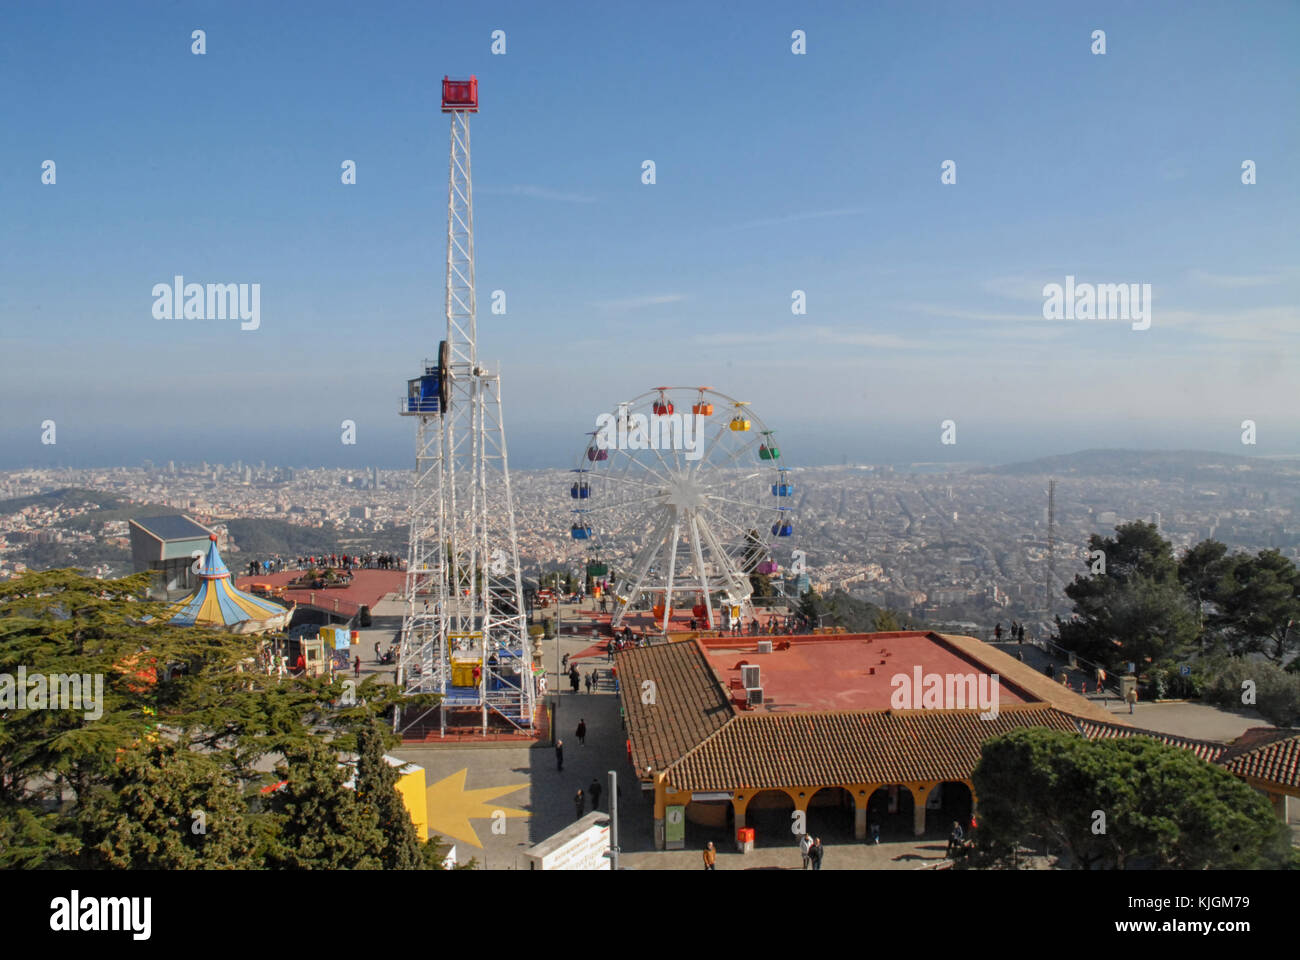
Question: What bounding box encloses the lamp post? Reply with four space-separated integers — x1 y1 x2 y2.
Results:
553 566 562 735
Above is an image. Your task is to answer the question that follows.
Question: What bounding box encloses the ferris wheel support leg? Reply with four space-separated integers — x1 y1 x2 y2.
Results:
660 516 682 634
688 512 715 630
612 510 676 629
696 512 754 627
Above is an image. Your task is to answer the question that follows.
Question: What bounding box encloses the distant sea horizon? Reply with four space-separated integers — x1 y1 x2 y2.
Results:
3 419 1299 474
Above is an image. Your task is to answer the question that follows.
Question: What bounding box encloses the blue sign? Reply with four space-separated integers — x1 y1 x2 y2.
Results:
1179 665 1191 677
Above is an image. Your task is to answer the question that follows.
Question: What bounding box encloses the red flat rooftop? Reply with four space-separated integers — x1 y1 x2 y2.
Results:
697 631 1032 713
233 569 405 617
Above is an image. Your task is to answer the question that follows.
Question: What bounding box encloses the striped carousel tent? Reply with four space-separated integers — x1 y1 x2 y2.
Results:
166 535 292 634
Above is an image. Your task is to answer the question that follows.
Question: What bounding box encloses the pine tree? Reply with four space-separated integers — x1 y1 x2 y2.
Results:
355 721 423 870
971 727 1290 869
75 740 258 869
1058 522 1198 670
264 736 384 869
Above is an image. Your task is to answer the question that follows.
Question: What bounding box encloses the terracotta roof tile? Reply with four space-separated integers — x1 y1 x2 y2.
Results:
664 703 1079 792
1075 719 1228 763
615 640 735 777
1219 728 1300 788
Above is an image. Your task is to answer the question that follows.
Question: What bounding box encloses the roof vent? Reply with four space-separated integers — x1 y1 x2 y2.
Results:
746 686 764 706
757 640 773 654
741 664 761 689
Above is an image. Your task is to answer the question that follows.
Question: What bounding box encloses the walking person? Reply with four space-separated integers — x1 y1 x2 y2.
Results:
799 832 813 869
353 655 361 678
589 778 602 810
585 672 593 694
869 820 881 845
574 790 585 820
1126 686 1137 715
576 718 587 746
555 738 564 771
373 641 381 662
946 820 964 858
810 837 824 870
703 841 717 870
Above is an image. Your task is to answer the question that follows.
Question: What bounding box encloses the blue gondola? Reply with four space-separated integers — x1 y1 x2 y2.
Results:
570 482 591 499
571 524 593 540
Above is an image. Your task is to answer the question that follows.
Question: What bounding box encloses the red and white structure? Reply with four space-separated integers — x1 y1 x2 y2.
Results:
397 77 535 736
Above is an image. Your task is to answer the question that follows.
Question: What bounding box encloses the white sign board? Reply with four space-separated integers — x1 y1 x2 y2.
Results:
523 812 611 870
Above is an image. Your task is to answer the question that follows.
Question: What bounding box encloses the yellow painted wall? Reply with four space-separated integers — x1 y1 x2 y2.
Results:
396 765 429 840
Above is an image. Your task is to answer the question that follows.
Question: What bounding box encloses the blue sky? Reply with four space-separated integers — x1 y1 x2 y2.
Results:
2 0 1297 469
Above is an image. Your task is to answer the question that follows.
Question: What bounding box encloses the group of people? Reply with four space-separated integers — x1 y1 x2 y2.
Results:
993 621 1028 642
295 552 401 571
606 629 647 659
798 833 827 870
242 552 404 577
683 614 808 636
573 777 606 818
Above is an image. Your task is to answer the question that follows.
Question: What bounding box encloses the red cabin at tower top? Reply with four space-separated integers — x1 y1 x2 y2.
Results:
441 75 479 112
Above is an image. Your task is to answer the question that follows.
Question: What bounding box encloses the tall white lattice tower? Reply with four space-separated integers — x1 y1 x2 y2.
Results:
396 76 535 737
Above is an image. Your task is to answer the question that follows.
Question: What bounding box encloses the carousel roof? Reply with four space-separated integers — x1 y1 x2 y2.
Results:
166 535 290 632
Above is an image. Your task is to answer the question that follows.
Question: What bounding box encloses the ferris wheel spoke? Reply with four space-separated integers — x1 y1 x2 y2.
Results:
640 434 681 483
709 432 765 470
703 491 776 513
612 509 677 625
694 513 751 596
694 415 733 469
590 471 661 494
697 499 763 540
577 497 666 518
606 443 672 485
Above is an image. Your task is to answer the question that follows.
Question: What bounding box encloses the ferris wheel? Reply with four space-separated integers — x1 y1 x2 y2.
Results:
569 386 795 632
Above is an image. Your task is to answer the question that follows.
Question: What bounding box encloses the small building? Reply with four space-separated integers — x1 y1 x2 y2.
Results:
128 515 214 599
617 630 1124 850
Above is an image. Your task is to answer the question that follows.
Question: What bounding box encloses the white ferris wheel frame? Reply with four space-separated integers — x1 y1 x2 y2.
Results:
573 386 793 633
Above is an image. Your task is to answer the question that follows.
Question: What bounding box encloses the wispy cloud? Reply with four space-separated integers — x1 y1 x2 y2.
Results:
591 293 686 311
1188 269 1288 288
901 302 1037 324
692 325 927 351
713 206 872 232
479 184 597 203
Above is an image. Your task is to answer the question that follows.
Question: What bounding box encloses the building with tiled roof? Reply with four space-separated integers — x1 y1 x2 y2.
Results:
616 630 1133 850
1217 727 1300 816
1074 719 1229 764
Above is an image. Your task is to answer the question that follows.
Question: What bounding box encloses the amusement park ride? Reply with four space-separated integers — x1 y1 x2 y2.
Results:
575 387 795 634
396 77 535 737
392 79 798 737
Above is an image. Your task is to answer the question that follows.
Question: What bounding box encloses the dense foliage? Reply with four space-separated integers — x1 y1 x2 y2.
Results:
0 569 449 869
970 728 1291 870
1056 521 1300 722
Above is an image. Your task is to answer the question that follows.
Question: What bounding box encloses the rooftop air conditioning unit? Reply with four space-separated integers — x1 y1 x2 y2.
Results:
757 640 773 654
746 686 764 706
741 664 761 689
